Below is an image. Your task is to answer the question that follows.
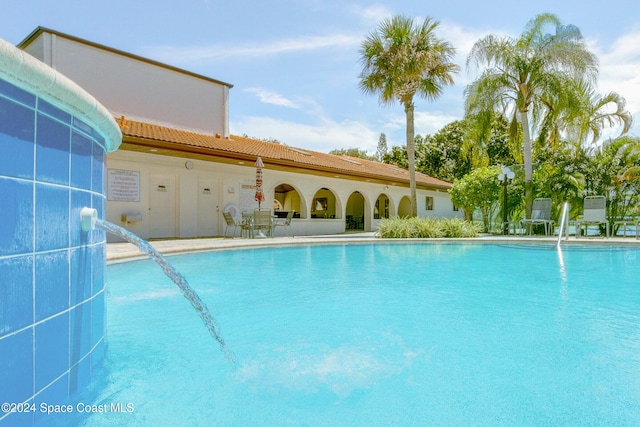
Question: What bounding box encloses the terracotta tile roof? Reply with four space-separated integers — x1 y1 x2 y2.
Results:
118 119 452 190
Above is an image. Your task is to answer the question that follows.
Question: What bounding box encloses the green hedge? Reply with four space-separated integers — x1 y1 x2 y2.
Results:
377 217 481 238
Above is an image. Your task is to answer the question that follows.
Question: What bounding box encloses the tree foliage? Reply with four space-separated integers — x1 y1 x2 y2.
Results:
449 166 501 231
359 15 458 216
583 136 640 227
383 145 409 169
382 117 513 183
376 133 388 161
329 147 377 161
465 13 599 216
419 121 470 182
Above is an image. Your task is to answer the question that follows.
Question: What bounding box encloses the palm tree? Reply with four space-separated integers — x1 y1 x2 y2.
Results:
565 84 632 148
359 15 458 216
585 137 640 226
535 80 632 157
465 13 598 216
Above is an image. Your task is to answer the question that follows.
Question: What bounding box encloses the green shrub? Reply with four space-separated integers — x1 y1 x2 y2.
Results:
439 218 481 237
377 217 479 238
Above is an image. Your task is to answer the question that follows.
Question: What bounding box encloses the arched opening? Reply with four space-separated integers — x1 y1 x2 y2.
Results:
398 195 412 217
346 191 365 230
311 187 338 219
374 193 391 219
274 183 303 218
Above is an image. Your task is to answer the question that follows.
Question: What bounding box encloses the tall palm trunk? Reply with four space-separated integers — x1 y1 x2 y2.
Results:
405 101 418 217
520 109 533 217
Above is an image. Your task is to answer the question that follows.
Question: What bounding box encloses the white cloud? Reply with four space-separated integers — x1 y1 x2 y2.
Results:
245 87 301 109
438 20 512 84
145 34 361 64
414 110 461 136
591 29 640 137
230 115 380 153
231 107 463 155
350 4 393 26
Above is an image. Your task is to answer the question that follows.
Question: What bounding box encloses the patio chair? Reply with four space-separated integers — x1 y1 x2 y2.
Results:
273 210 294 237
253 209 273 238
576 196 609 237
521 198 554 235
240 211 254 238
222 211 240 238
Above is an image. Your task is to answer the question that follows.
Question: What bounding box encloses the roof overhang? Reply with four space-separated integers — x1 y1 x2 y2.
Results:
117 136 451 191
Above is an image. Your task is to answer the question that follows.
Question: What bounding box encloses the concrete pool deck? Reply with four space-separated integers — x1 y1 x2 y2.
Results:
106 232 640 262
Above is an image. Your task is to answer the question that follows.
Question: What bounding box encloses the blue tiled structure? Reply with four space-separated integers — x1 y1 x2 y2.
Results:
0 39 120 425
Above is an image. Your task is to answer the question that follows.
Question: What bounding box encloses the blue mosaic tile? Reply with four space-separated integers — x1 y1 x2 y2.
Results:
91 292 105 347
35 312 70 390
0 407 34 427
92 131 106 149
0 96 36 179
69 351 91 395
70 247 92 306
35 184 69 252
91 339 105 372
35 250 70 321
70 302 92 365
72 117 92 135
71 131 92 190
0 255 33 335
0 78 36 107
38 99 71 124
0 328 34 403
34 374 69 425
0 177 34 256
92 145 104 193
91 245 105 297
36 113 70 185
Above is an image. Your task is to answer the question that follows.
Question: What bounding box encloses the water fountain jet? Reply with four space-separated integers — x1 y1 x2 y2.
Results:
80 208 235 363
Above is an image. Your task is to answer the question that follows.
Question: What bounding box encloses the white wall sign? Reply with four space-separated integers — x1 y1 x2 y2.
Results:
107 169 141 201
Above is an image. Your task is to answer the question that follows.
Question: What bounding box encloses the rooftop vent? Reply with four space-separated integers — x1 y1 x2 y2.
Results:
288 147 312 156
340 157 362 165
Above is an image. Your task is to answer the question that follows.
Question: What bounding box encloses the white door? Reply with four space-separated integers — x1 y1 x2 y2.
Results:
197 180 219 236
149 174 176 238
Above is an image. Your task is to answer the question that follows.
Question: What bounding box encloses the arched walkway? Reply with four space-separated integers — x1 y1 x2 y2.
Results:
311 187 339 219
274 183 304 218
374 193 391 219
346 191 365 230
398 195 412 217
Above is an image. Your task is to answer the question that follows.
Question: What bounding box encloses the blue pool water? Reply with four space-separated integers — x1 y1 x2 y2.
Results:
58 243 639 426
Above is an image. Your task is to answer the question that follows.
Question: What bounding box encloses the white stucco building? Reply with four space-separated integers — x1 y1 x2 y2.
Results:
19 27 460 239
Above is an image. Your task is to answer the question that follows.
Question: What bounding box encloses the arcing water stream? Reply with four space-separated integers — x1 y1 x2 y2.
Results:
96 218 235 363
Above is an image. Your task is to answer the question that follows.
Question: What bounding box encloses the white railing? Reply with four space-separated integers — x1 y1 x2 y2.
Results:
556 202 570 247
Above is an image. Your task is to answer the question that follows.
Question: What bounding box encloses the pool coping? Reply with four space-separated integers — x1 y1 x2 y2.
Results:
106 232 640 263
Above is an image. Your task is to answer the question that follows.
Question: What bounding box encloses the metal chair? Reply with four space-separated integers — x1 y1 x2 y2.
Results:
222 211 240 238
521 198 554 235
253 209 272 238
273 210 294 237
240 211 254 238
577 196 609 237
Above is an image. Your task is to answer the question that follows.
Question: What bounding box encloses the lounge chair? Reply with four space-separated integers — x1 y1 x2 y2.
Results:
273 210 294 237
222 211 240 238
521 198 554 235
576 196 609 237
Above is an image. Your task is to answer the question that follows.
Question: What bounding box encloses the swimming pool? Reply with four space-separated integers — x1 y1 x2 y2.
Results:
58 243 639 425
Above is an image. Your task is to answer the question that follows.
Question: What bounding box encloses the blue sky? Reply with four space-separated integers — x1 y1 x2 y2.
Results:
2 0 640 154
